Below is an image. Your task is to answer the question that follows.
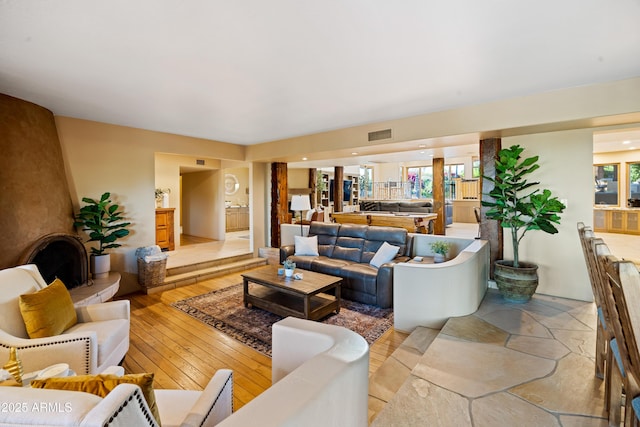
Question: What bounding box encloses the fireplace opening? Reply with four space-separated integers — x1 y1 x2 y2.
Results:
19 233 88 289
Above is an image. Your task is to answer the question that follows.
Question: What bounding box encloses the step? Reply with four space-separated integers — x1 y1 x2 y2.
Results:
368 326 440 424
144 256 267 294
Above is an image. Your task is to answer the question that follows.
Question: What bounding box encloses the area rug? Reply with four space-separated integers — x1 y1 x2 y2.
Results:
171 283 393 357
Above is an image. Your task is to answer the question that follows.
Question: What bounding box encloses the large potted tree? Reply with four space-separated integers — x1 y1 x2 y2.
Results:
74 192 131 279
482 145 566 302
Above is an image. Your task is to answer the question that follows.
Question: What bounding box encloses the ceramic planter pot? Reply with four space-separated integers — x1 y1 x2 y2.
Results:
285 268 294 278
494 260 539 303
434 253 445 263
90 254 111 279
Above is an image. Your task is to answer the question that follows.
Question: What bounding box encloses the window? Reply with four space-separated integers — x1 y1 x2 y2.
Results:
359 166 373 199
594 164 619 206
629 162 640 201
407 166 432 199
444 164 464 199
472 159 480 178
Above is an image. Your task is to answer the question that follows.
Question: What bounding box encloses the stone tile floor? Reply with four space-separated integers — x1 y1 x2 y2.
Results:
370 289 607 426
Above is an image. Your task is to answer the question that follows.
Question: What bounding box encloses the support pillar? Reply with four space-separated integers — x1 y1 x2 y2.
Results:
334 166 344 213
432 158 445 235
479 137 503 278
270 162 288 248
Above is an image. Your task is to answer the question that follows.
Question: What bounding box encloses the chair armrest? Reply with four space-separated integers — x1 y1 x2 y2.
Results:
280 245 295 263
0 328 97 374
83 383 158 427
76 300 130 323
183 369 234 427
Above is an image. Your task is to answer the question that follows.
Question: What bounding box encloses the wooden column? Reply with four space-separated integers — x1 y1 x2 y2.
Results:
479 137 503 278
270 162 288 248
309 168 317 209
334 166 344 213
432 157 445 235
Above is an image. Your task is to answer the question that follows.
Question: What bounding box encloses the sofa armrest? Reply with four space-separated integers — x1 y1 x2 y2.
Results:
0 328 98 374
183 369 234 426
280 245 295 263
84 383 158 427
75 300 130 323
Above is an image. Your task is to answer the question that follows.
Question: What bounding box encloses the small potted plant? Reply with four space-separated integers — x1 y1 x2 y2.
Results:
283 259 296 277
155 188 171 208
430 241 450 263
74 192 131 279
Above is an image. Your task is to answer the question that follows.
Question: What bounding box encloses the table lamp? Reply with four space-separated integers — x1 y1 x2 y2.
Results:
290 195 311 236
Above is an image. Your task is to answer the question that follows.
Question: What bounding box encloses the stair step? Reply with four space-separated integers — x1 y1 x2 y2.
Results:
368 326 440 424
166 253 256 276
144 257 267 294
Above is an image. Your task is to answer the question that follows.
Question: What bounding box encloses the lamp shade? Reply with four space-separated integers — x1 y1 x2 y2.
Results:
290 195 311 212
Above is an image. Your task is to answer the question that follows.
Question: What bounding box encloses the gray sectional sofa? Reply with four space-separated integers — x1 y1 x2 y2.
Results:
280 222 411 308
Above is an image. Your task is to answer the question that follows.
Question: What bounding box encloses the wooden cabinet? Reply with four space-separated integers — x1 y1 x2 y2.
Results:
452 200 481 223
226 207 249 232
593 208 640 234
155 208 175 251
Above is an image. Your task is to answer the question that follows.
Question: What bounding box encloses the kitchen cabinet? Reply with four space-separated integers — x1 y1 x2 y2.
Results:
593 208 640 235
226 206 249 232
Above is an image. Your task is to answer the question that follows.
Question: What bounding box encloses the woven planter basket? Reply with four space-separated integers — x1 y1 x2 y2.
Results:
137 257 167 288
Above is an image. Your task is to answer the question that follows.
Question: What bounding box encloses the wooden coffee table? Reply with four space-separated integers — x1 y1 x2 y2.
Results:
241 265 342 321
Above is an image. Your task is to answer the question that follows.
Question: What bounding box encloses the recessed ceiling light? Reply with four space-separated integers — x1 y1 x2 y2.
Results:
420 151 425 154
429 154 434 157
623 140 631 144
351 152 358 155
302 157 308 161
418 144 426 148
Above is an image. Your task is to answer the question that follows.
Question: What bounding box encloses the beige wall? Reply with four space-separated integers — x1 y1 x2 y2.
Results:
182 170 224 239
56 117 246 294
504 129 595 301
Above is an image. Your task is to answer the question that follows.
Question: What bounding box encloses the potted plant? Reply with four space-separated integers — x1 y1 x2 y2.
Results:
74 192 131 279
430 241 450 263
283 259 296 277
482 145 565 302
155 188 170 208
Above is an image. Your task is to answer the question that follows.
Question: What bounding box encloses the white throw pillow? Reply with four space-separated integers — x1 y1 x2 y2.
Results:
294 235 319 256
370 242 400 268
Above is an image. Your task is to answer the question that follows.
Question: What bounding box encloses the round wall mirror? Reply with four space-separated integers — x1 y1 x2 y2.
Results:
225 174 240 195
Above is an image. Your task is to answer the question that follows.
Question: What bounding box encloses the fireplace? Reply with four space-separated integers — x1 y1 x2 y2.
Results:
18 233 88 289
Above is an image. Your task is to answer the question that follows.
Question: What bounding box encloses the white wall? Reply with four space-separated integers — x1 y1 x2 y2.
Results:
503 129 594 301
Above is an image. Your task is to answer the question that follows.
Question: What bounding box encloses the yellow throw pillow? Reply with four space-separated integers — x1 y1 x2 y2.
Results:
30 373 161 425
19 278 77 338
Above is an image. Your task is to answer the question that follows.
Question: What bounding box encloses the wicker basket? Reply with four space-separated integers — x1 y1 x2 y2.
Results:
137 257 167 288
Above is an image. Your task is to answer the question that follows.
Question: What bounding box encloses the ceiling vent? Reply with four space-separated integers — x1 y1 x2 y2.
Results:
196 159 205 165
368 129 392 142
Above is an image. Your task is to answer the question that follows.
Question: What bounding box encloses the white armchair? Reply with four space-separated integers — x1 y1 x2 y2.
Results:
0 264 130 375
0 369 233 426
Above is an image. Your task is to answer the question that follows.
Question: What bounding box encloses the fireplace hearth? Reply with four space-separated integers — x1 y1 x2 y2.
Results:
18 233 88 289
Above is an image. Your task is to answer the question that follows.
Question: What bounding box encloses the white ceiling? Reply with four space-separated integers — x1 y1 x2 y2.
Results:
1 0 640 152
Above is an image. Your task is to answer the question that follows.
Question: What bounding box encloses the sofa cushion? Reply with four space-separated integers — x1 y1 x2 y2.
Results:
311 258 354 277
0 268 42 338
398 206 432 213
294 235 319 256
30 373 160 425
64 319 129 367
379 202 400 211
19 278 78 339
309 222 340 257
364 226 410 258
369 242 400 268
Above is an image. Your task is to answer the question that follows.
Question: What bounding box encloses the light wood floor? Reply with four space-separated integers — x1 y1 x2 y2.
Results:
119 267 408 411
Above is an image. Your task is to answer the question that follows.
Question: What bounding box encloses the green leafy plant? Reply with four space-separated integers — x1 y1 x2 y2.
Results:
73 192 131 256
283 259 296 270
482 145 565 268
430 240 450 256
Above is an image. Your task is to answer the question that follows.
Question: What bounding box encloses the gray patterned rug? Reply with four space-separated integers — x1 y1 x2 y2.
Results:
171 283 393 357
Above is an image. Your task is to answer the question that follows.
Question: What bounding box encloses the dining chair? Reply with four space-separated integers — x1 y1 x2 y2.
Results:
605 257 640 426
597 251 639 426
